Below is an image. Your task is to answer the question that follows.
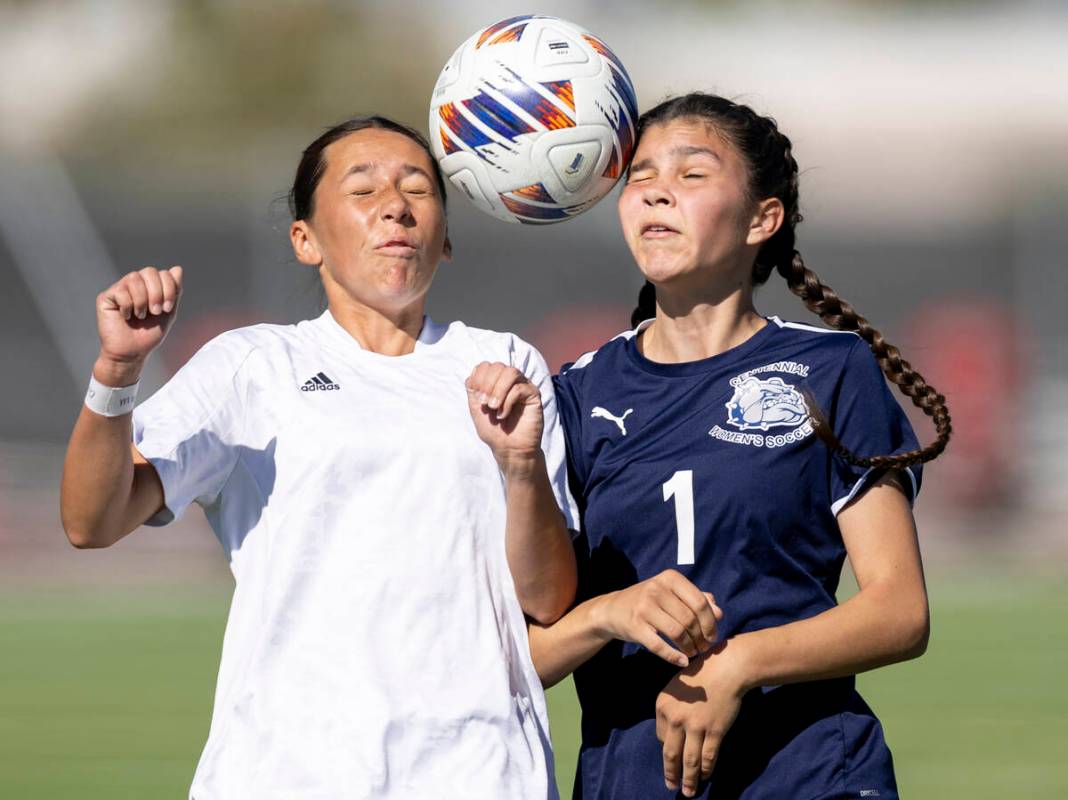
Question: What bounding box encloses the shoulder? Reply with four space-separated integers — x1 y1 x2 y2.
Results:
447 322 549 372
763 315 867 375
134 323 298 427
454 321 525 353
554 326 637 398
209 321 301 349
181 321 304 377
766 316 860 351
558 326 638 379
763 318 892 401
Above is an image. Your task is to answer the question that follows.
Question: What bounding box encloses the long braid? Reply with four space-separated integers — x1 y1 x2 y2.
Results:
757 117 951 469
628 92 951 469
631 281 657 328
777 252 952 468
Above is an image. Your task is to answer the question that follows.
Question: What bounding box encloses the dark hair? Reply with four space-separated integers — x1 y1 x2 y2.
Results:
289 115 448 221
628 93 950 470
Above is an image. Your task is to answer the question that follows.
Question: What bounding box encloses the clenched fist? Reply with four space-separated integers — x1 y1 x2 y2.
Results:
94 266 183 386
465 361 544 479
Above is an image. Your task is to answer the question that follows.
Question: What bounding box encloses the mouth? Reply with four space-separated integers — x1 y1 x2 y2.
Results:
376 239 418 256
640 223 680 238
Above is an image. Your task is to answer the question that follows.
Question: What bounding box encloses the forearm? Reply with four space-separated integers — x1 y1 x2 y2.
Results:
60 357 150 547
528 594 614 687
733 577 930 691
530 568 722 687
502 453 577 624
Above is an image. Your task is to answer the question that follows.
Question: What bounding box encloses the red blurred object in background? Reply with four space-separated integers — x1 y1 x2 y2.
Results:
905 299 1031 509
525 305 632 373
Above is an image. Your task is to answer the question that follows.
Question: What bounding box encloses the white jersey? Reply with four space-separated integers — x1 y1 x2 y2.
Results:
132 309 578 800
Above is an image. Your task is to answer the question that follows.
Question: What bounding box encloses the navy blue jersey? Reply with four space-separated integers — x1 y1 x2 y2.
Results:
553 316 922 800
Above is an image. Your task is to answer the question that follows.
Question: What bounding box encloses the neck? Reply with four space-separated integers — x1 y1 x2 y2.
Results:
640 278 765 364
325 291 426 357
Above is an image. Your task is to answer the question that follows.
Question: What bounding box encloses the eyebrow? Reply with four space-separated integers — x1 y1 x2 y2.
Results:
629 145 721 173
342 163 434 181
674 145 720 161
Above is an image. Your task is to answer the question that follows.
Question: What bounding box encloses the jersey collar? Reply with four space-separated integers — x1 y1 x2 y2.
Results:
624 316 779 377
312 309 448 358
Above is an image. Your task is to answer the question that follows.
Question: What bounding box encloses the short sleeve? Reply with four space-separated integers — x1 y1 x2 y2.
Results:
828 339 923 516
511 340 580 532
551 363 593 521
132 333 253 526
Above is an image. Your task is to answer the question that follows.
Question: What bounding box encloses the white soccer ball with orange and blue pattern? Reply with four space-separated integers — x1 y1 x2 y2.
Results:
429 15 638 224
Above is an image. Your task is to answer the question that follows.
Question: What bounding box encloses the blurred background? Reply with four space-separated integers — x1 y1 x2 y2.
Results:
1 0 1065 797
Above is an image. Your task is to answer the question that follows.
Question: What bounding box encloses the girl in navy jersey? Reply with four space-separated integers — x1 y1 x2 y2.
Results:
530 94 951 799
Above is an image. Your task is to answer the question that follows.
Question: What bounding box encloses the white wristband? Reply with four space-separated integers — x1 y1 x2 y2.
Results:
85 374 140 417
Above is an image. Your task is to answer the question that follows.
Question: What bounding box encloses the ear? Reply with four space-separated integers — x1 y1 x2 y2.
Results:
746 198 785 247
442 231 453 262
290 220 323 267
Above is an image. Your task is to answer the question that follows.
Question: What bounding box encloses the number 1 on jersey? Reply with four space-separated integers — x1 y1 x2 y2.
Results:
663 470 695 565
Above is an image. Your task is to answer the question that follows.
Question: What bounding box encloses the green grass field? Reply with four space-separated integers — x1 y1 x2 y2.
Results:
1 573 1065 798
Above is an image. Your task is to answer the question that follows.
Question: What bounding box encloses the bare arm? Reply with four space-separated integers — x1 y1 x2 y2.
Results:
60 267 183 548
500 453 578 625
655 473 928 797
61 388 164 548
466 362 577 623
529 570 723 687
728 473 928 685
528 595 614 688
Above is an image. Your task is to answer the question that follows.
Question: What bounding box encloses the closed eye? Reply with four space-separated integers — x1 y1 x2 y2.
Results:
401 181 433 195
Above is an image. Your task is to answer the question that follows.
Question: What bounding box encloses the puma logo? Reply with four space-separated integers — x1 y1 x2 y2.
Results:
591 406 633 436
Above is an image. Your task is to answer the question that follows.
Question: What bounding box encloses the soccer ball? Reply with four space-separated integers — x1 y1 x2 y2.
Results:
428 15 638 224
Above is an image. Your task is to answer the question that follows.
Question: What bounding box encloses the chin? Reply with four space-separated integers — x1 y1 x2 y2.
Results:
376 280 434 311
385 260 437 286
638 261 694 287
329 277 424 318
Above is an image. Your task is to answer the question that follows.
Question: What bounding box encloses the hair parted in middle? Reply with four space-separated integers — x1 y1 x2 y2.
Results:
288 115 449 223
627 92 951 471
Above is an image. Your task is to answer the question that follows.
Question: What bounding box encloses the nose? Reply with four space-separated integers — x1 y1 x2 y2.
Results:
641 178 674 207
380 187 414 224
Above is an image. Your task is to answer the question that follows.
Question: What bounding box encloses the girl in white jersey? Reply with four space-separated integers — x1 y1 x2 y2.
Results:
60 116 579 800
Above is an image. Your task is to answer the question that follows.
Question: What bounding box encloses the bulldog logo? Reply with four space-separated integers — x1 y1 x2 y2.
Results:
725 376 809 431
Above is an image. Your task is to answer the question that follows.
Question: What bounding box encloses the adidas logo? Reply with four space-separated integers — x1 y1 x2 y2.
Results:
301 371 340 392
